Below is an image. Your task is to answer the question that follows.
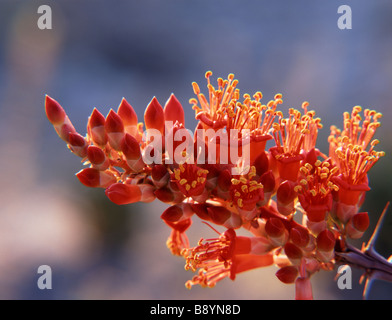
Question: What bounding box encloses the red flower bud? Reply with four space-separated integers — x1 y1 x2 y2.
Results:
265 218 285 238
105 183 155 205
316 229 335 252
276 266 299 284
151 164 170 188
76 168 116 188
284 242 303 265
68 132 88 158
164 93 185 125
121 133 142 160
88 108 107 146
144 97 164 134
105 110 124 151
346 212 370 239
289 226 310 248
117 98 138 126
45 95 66 125
87 145 109 170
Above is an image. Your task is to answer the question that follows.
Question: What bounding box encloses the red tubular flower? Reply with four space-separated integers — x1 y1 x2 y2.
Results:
295 160 339 222
166 218 192 256
328 107 384 223
182 229 273 288
295 277 313 300
271 104 322 182
87 108 108 146
230 166 264 220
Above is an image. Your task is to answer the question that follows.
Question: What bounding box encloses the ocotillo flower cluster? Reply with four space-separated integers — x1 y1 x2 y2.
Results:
45 72 389 299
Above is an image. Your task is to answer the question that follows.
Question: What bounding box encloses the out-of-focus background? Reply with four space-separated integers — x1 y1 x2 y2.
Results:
0 0 391 300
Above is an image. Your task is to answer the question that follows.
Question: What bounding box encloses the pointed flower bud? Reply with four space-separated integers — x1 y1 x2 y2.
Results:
121 133 145 172
144 97 165 134
105 183 155 205
88 108 108 146
117 98 138 137
76 168 116 188
164 93 185 125
105 110 125 151
45 95 77 142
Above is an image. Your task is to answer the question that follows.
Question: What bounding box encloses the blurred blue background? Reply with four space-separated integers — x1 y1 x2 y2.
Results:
0 0 391 300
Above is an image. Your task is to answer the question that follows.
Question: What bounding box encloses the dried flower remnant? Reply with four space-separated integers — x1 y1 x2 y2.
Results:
45 71 390 300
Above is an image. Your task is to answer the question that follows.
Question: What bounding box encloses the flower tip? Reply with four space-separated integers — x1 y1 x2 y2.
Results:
45 95 66 125
117 97 138 126
105 109 124 133
76 168 100 188
164 93 185 125
144 96 164 133
105 183 142 205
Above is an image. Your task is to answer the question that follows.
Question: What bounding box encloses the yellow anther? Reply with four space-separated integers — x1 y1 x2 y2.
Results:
185 184 191 191
231 178 240 185
294 185 302 192
310 189 317 197
179 164 185 173
191 181 197 188
314 160 322 167
300 179 308 186
240 177 248 184
179 179 187 185
237 199 243 208
241 185 248 193
320 173 328 180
